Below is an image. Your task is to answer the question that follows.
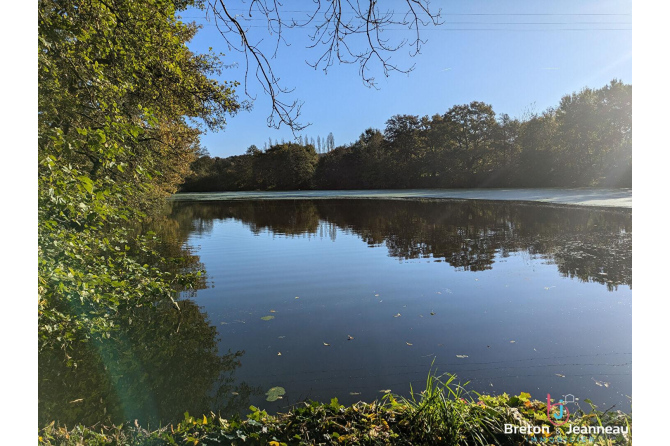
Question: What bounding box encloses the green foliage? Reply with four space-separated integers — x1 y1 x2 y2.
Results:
38 372 632 445
181 81 631 191
38 0 241 384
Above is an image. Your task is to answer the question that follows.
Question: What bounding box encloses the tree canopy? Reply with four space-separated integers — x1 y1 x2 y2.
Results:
37 0 242 372
181 81 632 192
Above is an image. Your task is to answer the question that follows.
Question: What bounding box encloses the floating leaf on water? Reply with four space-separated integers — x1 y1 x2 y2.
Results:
265 387 286 402
347 335 354 340
394 313 401 318
260 315 275 321
406 342 413 346
277 352 282 356
430 311 436 316
456 355 468 358
592 378 610 388
323 342 331 346
555 374 565 378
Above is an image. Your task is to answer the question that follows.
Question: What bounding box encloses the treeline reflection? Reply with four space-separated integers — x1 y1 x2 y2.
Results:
38 212 261 427
170 200 631 291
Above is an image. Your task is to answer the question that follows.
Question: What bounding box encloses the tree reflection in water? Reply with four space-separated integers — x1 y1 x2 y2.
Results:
170 199 631 291
38 210 260 427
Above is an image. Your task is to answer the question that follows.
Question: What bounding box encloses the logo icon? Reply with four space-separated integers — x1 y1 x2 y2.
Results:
547 393 570 426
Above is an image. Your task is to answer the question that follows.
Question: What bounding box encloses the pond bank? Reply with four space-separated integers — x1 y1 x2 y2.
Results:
39 387 632 445
172 188 632 209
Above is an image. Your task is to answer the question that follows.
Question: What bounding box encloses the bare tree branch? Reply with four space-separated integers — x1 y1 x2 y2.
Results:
202 0 442 132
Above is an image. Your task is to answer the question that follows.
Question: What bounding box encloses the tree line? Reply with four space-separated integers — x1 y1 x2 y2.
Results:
181 80 631 192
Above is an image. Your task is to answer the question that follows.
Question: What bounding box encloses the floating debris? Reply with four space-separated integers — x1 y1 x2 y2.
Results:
349 392 361 396
347 335 354 340
379 389 391 394
456 355 469 358
270 309 277 313
394 313 402 318
555 374 565 378
265 387 286 402
406 342 413 346
592 378 610 387
278 336 285 339
260 315 275 321
277 352 282 356
430 311 436 316
510 340 516 343
323 342 331 346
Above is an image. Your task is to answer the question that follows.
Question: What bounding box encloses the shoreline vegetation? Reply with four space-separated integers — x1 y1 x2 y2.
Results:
39 372 632 446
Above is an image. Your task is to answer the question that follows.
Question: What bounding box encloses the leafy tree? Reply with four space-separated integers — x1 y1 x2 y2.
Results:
38 0 241 367
253 143 318 190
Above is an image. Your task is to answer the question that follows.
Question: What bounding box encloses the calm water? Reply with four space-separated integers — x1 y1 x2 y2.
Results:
39 198 632 426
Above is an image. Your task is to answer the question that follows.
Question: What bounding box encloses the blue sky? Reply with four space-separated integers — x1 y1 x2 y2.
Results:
181 0 632 158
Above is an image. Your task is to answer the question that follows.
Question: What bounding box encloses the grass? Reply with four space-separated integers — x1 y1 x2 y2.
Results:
38 369 632 446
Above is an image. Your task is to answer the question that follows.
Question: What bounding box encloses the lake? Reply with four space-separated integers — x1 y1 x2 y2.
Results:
38 196 632 427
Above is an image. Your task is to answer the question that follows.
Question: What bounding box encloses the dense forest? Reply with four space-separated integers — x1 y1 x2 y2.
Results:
181 80 632 191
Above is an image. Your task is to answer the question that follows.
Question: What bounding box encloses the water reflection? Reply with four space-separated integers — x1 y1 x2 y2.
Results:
38 297 261 426
39 199 631 427
38 213 261 427
170 200 631 291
